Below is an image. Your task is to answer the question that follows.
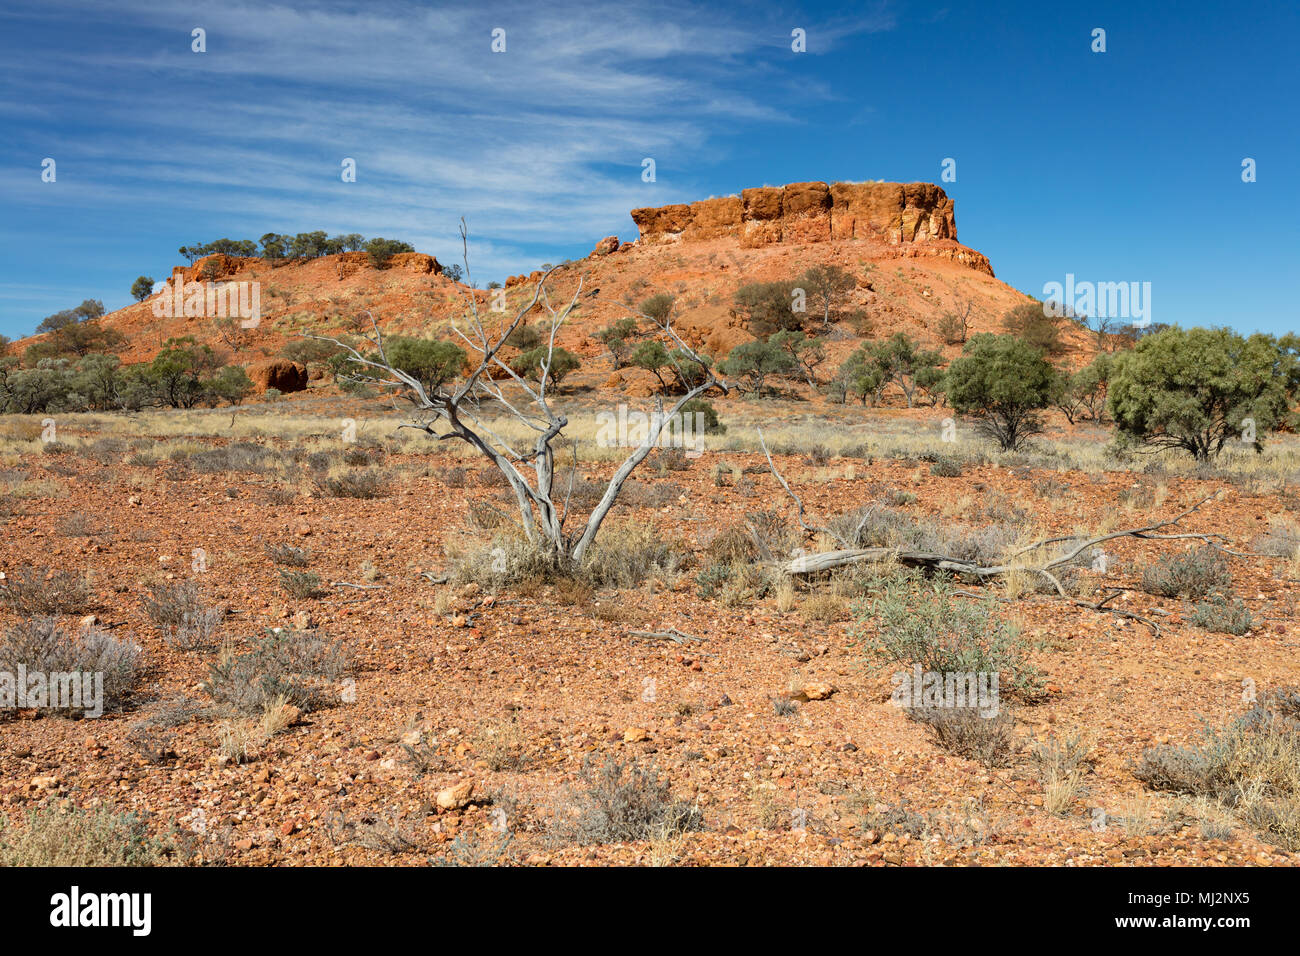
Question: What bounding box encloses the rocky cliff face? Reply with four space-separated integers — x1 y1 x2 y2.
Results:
631 180 958 248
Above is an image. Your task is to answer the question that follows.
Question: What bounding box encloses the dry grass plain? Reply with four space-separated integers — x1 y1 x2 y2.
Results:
1 389 1298 866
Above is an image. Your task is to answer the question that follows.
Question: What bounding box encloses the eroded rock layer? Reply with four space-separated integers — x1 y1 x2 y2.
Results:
631 181 958 248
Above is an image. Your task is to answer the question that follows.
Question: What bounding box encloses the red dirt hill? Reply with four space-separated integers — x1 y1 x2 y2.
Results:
13 180 1096 392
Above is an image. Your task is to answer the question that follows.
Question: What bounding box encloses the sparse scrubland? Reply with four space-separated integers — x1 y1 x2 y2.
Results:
0 383 1297 865
2 207 1299 866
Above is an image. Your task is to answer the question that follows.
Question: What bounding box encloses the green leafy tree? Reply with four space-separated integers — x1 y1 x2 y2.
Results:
666 348 712 393
205 365 254 406
1108 326 1295 459
1002 301 1066 356
630 340 672 391
380 337 467 396
595 317 639 369
35 299 105 334
365 237 415 269
131 277 155 302
259 233 288 260
147 337 221 408
71 353 124 410
290 231 330 260
945 334 1060 450
718 339 796 396
864 332 945 407
512 346 580 389
833 346 885 405
799 264 855 326
731 280 804 336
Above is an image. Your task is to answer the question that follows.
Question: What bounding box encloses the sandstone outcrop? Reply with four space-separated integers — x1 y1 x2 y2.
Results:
247 359 308 393
631 180 958 248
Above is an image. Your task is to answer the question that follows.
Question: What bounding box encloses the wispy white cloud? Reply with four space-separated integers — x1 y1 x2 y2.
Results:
0 0 894 281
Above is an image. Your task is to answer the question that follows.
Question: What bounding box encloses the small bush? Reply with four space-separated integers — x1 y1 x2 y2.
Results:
906 706 1019 768
189 442 272 474
0 617 140 716
141 580 205 627
471 717 530 772
430 831 515 867
704 525 760 564
315 469 387 499
929 456 963 477
0 566 92 614
744 509 801 560
278 570 324 599
264 542 311 567
580 524 687 588
1032 734 1093 815
204 628 350 715
447 533 561 590
679 398 725 434
1253 515 1300 559
552 755 702 846
1133 688 1300 849
1140 546 1231 599
434 466 469 488
0 803 175 866
859 576 1043 701
1190 593 1254 635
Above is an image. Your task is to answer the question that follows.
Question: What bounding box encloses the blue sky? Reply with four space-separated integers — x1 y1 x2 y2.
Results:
1 0 1296 338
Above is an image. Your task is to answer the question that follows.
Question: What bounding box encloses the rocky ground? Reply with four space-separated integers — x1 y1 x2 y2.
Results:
0 397 1297 866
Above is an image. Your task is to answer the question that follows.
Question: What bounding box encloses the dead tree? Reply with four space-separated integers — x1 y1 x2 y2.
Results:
312 220 729 570
757 432 1246 634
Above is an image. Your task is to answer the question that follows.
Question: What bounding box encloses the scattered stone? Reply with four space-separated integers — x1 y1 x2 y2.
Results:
436 780 475 811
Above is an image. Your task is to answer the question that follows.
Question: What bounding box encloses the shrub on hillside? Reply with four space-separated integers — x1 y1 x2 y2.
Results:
0 803 175 866
204 628 349 715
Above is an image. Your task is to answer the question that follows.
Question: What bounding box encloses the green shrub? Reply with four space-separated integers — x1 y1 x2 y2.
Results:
1139 546 1231 598
930 456 962 477
278 569 324 599
511 346 581 387
204 628 349 715
1190 593 1253 635
365 237 415 269
859 575 1043 700
0 803 175 866
552 755 702 846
